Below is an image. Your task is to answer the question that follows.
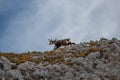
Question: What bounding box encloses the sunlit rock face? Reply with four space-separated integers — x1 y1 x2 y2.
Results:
0 38 120 80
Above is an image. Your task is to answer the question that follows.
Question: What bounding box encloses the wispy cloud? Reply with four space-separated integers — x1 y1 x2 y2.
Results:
0 0 120 52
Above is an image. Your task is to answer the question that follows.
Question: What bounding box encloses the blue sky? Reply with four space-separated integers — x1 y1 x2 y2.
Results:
0 0 120 53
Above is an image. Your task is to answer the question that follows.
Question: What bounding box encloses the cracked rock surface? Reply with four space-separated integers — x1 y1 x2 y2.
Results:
0 38 120 80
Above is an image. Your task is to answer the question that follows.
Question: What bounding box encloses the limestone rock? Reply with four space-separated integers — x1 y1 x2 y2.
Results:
0 38 120 80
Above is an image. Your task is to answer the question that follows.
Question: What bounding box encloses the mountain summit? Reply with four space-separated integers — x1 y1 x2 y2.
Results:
0 38 120 80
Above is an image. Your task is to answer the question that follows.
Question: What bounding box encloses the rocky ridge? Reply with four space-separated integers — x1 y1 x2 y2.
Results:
0 38 120 80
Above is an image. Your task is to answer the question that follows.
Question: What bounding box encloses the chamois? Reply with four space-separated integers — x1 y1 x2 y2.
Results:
48 38 73 49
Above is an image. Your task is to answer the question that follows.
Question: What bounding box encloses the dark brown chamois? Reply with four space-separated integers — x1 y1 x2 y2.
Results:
48 38 74 49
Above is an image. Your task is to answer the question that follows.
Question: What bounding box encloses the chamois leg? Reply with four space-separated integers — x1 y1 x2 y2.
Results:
54 44 60 49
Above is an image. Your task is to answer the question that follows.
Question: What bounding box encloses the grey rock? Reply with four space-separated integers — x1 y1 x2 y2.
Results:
1 62 11 71
6 69 23 80
0 56 11 63
0 69 5 80
18 61 36 70
0 38 120 80
86 52 100 59
0 56 12 71
71 57 85 65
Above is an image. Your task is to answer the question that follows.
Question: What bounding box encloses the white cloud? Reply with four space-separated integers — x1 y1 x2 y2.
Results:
1 0 120 52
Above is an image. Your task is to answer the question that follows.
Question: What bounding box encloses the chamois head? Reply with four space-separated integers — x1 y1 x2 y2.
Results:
48 39 57 45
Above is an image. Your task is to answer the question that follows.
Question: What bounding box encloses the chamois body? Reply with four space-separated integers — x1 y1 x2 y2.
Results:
49 38 73 49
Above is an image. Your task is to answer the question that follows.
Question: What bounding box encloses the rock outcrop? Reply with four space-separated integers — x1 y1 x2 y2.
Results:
0 38 120 80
